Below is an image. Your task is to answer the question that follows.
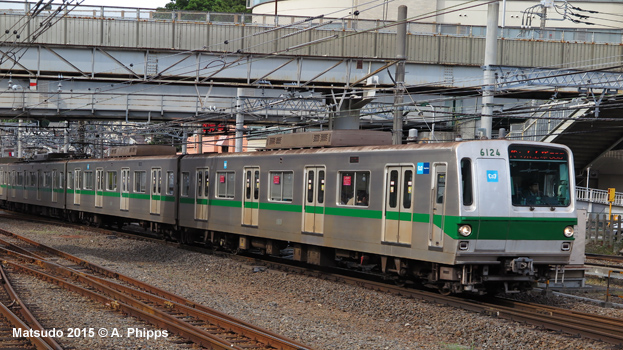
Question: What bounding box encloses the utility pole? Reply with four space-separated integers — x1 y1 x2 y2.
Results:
481 2 499 139
392 5 407 145
235 87 244 152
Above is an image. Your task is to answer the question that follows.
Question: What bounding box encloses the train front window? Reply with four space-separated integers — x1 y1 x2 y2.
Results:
509 145 570 207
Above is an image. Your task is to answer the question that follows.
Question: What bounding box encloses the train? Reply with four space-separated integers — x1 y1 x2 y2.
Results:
0 130 577 294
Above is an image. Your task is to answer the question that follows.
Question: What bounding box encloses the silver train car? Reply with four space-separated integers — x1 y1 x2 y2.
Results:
0 138 577 294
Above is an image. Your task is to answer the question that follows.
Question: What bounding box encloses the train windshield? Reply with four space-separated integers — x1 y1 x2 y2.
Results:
508 145 571 207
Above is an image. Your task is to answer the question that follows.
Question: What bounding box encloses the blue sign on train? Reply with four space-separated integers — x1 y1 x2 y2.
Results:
417 162 430 175
486 170 498 182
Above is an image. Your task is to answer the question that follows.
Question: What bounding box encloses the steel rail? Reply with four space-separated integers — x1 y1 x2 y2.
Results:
0 229 314 350
2 258 258 350
0 266 55 350
0 264 63 350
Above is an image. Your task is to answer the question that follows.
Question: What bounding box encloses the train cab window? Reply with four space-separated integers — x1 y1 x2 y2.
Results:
217 171 235 198
134 171 147 193
270 171 294 202
106 171 117 191
84 171 94 190
339 171 370 206
509 145 571 207
460 158 473 206
166 171 175 195
181 172 190 197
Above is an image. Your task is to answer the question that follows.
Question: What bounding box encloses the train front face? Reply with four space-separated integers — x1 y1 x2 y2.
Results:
453 141 576 292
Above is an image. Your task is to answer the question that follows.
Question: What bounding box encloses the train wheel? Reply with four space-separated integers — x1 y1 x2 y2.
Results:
439 283 452 296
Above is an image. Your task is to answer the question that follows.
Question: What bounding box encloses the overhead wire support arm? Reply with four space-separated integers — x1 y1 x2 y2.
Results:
492 66 623 90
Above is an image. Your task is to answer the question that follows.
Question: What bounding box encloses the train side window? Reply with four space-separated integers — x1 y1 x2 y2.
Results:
67 172 72 189
460 158 473 206
134 171 146 193
166 171 175 195
270 171 293 202
83 171 94 190
217 171 235 199
59 172 64 189
181 172 190 197
106 171 117 191
339 171 370 206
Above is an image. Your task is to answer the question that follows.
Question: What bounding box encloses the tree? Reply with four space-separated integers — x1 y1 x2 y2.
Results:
163 0 249 13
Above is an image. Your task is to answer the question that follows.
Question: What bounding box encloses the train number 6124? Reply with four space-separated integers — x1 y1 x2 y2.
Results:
480 148 500 156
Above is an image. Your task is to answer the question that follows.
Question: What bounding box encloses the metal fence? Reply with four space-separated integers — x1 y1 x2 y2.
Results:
1 0 623 44
586 213 622 246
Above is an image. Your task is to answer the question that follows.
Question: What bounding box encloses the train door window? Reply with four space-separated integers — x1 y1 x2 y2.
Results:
403 170 413 209
217 171 235 198
270 171 294 202
153 169 162 195
67 172 72 189
59 172 64 189
317 170 325 204
181 172 190 196
134 171 146 193
166 171 175 195
107 171 117 191
388 170 399 208
339 171 370 206
17 171 23 186
436 173 446 204
254 170 260 200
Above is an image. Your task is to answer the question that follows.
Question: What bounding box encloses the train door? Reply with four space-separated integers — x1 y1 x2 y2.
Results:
150 168 162 215
52 170 58 203
0 170 4 197
242 167 260 227
195 168 209 221
11 171 16 198
95 168 104 208
24 171 28 200
74 169 81 205
429 164 447 249
120 168 130 211
303 166 325 234
36 170 42 201
383 166 414 245
475 158 510 248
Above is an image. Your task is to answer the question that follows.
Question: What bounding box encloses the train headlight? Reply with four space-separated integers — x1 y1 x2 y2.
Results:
563 226 574 238
458 225 472 237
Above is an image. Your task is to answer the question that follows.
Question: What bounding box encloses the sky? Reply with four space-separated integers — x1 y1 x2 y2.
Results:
78 0 173 9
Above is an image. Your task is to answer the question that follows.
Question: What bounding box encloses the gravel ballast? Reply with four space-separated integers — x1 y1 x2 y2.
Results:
0 218 621 350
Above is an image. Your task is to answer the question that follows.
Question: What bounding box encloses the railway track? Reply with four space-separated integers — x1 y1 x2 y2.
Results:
3 211 623 346
0 227 314 350
0 263 62 350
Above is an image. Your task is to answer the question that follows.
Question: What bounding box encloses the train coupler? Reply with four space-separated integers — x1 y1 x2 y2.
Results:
508 257 534 276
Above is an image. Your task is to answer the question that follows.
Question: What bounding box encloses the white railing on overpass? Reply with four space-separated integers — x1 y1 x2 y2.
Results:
1 0 623 44
576 187 623 207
